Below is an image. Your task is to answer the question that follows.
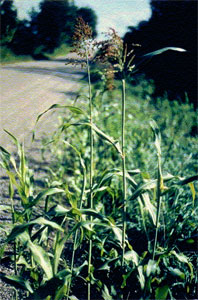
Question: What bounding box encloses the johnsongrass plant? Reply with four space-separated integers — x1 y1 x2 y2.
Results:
70 17 95 300
95 28 187 267
95 29 139 266
0 18 197 300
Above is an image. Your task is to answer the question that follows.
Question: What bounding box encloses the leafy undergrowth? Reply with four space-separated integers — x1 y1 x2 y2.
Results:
0 76 197 299
46 44 72 59
0 46 33 64
0 22 197 300
0 44 71 64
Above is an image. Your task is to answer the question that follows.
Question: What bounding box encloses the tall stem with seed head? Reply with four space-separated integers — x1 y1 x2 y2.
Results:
121 78 127 266
70 17 94 299
86 46 94 300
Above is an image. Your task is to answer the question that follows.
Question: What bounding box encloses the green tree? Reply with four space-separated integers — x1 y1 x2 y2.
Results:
0 0 18 46
35 0 77 53
124 0 197 108
10 19 35 56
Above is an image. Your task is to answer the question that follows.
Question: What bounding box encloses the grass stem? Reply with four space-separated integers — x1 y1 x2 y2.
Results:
121 78 127 266
153 154 162 260
86 46 93 300
10 196 17 276
67 166 86 299
44 195 49 213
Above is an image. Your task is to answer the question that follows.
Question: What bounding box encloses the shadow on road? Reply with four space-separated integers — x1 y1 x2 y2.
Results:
51 57 86 64
2 65 85 80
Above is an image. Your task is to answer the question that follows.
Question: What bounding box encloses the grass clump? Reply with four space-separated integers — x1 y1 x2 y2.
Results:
0 43 71 64
0 46 32 64
0 20 197 300
46 44 72 59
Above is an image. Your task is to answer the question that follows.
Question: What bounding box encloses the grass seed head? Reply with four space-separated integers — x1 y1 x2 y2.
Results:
73 16 93 44
96 28 141 85
105 65 115 90
71 16 95 67
96 28 123 64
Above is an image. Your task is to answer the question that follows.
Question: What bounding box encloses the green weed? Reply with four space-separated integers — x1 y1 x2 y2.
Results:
0 22 197 300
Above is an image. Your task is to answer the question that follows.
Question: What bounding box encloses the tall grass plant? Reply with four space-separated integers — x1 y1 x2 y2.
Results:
0 22 197 300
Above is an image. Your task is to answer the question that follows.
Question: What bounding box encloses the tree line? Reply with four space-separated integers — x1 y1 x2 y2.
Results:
0 0 97 58
124 0 197 108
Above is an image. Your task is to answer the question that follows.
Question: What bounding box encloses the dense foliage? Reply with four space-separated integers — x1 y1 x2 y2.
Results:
0 1 197 299
0 20 197 299
0 0 97 58
0 0 18 46
124 0 197 108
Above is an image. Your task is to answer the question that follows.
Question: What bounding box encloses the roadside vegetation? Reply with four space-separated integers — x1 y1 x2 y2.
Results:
0 46 32 64
0 43 71 64
0 16 197 300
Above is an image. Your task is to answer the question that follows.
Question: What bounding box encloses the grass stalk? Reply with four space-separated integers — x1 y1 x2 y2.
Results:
66 166 86 299
44 195 50 213
152 167 161 260
153 147 162 260
10 195 18 300
86 46 94 300
10 195 17 276
121 78 127 266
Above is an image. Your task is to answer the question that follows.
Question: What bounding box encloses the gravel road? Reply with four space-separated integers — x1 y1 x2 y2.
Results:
0 54 85 151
